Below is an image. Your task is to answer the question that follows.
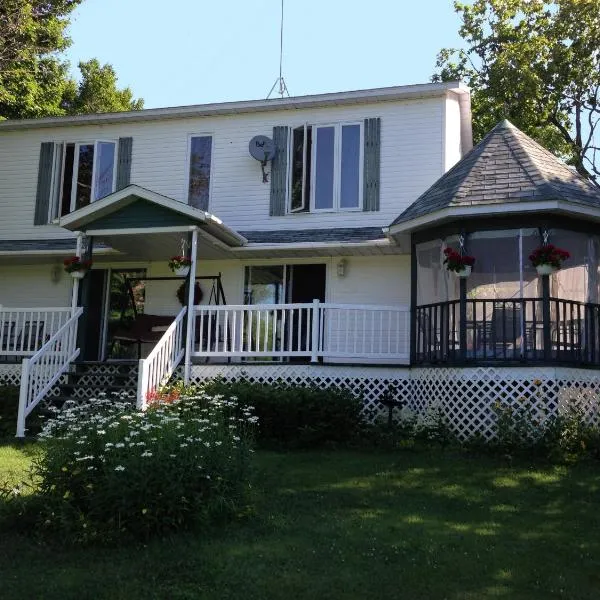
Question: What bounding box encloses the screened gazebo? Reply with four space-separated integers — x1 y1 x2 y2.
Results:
387 120 600 367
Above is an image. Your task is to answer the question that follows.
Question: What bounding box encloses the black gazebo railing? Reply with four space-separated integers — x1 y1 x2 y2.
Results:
415 296 600 366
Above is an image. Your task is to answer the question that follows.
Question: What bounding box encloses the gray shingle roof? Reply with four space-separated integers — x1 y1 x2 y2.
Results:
392 119 600 226
0 239 110 252
240 227 386 244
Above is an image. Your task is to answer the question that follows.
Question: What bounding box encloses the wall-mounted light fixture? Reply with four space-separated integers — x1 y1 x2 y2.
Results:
337 258 348 278
50 264 62 284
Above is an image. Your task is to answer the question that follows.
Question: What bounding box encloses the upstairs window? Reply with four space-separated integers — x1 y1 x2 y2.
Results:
187 135 213 211
34 137 131 226
288 122 362 213
55 140 117 218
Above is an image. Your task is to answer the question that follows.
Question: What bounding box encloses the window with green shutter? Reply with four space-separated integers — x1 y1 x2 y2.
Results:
35 137 132 224
280 118 380 215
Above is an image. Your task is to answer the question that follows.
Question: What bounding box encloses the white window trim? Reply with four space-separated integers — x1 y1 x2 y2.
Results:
287 124 309 214
186 133 214 208
287 121 363 215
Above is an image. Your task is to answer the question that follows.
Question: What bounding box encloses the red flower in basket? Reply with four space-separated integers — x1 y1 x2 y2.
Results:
168 256 192 271
63 256 92 274
443 247 475 274
529 244 570 270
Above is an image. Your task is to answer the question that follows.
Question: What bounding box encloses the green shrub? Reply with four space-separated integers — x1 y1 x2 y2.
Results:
29 392 257 542
200 379 364 449
0 386 19 438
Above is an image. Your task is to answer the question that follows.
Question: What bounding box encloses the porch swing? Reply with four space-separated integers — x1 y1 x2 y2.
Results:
110 273 227 359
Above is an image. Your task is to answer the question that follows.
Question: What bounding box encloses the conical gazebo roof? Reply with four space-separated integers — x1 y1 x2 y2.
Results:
389 120 600 233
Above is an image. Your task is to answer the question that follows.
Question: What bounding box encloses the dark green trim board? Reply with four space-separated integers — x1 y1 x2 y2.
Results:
34 143 54 225
116 137 133 190
270 126 288 216
80 198 197 231
363 117 381 212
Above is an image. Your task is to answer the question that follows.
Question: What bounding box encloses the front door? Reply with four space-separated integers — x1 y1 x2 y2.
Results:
288 264 326 304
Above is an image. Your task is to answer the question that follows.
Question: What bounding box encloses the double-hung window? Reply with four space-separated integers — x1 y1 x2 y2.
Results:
288 122 362 213
53 140 117 218
187 135 213 210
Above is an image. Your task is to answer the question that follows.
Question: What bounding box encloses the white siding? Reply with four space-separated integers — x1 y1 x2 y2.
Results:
0 263 72 307
327 255 410 306
444 95 463 172
0 96 450 241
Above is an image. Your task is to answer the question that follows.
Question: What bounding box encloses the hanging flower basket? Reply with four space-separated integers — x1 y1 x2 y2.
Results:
169 256 192 277
529 244 569 275
443 247 475 276
63 256 92 278
455 265 472 278
176 282 203 306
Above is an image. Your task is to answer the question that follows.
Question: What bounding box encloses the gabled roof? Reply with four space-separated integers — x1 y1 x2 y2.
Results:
58 184 246 247
389 120 600 234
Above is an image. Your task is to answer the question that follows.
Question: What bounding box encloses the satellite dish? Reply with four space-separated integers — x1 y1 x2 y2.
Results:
249 136 276 162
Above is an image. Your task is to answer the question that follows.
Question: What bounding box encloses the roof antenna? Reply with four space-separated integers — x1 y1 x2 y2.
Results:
267 0 290 99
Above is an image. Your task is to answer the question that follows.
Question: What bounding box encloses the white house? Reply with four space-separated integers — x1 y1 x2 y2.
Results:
1 81 599 439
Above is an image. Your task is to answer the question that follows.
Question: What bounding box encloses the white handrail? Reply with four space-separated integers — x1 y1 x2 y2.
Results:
16 307 83 437
137 306 187 410
0 307 72 356
191 301 410 362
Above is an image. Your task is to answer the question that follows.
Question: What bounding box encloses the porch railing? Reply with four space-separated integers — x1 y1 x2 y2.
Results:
137 306 187 409
415 297 600 366
191 301 410 363
16 307 83 437
0 307 73 357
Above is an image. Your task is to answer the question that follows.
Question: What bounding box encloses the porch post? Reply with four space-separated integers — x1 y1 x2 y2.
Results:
75 235 94 359
542 274 551 361
409 237 417 365
459 277 467 362
184 227 198 384
71 232 84 315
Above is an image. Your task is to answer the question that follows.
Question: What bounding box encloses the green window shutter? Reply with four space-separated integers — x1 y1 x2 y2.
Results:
34 142 54 225
363 117 381 212
270 126 289 216
116 137 133 190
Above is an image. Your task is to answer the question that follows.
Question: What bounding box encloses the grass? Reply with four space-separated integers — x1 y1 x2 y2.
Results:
1 444 600 599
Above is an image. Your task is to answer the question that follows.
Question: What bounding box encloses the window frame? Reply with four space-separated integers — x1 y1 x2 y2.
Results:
49 139 117 219
286 121 363 215
186 132 214 210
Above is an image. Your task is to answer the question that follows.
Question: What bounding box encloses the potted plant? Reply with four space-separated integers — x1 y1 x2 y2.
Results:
169 255 192 277
529 244 570 275
443 247 475 277
63 256 92 279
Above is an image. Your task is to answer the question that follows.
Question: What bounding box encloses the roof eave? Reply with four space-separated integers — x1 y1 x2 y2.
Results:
388 199 600 236
0 82 469 131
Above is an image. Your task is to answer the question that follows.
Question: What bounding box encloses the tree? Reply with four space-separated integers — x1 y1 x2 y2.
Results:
61 59 144 115
434 0 600 185
0 1 143 120
0 0 82 119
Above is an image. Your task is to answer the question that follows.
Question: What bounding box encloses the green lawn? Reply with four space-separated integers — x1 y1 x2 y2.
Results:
1 444 599 600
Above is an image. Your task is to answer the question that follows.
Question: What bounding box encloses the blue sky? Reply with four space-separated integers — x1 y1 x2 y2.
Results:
64 0 464 109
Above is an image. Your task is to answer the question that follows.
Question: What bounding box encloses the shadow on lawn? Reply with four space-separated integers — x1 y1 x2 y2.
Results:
229 451 600 599
1 449 599 600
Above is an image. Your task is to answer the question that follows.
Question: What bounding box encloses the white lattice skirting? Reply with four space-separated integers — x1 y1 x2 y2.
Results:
5 362 600 441
189 364 600 441
0 364 21 387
